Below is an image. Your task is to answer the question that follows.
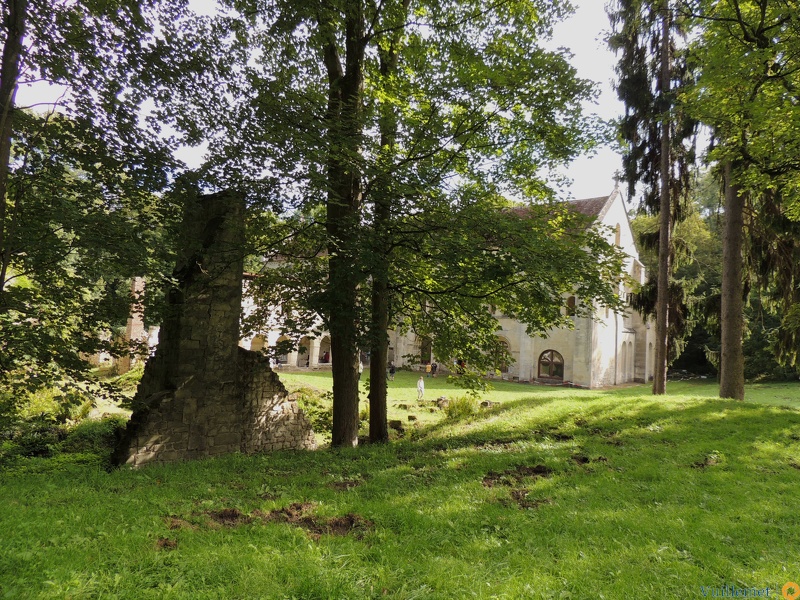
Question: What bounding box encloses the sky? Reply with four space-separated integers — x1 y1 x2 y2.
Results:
18 0 623 203
551 1 625 201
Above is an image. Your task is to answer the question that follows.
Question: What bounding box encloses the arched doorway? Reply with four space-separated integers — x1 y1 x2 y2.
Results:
538 349 564 381
275 335 290 365
627 341 634 382
297 336 312 367
318 336 331 364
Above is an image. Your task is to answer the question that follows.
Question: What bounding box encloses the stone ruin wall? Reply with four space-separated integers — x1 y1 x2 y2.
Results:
114 190 315 468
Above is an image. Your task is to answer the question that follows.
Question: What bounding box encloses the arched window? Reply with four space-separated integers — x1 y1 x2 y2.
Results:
250 336 266 352
495 339 510 373
419 336 432 365
275 335 290 364
538 350 564 380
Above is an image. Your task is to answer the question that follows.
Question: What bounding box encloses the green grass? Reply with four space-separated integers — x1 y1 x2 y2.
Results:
2 374 800 599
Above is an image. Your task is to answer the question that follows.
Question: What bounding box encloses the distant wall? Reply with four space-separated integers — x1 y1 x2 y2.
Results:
114 190 315 468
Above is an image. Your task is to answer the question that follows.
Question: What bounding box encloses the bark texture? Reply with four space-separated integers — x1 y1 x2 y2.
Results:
719 162 745 400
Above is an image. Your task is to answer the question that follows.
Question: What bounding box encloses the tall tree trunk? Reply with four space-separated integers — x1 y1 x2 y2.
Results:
652 1 671 395
719 161 745 400
0 0 27 300
367 3 409 443
368 267 389 443
321 3 366 447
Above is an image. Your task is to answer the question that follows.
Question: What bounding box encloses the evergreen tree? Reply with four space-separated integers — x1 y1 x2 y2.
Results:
608 0 697 394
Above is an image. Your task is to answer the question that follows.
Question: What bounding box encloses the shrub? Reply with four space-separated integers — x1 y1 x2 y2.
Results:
293 387 333 443
444 396 478 420
9 415 66 458
58 415 128 456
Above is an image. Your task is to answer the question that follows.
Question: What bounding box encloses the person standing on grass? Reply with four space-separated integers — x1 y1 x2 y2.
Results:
417 376 425 402
388 361 396 381
431 362 438 377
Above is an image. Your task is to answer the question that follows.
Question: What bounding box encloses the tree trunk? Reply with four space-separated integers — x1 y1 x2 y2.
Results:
719 161 745 400
321 2 366 447
652 1 671 395
0 0 27 299
368 271 389 443
367 5 408 443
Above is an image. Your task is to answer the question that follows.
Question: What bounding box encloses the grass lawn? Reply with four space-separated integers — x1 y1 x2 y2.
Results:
2 372 800 599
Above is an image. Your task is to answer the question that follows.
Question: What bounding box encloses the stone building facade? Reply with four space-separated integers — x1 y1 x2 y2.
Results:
241 189 654 389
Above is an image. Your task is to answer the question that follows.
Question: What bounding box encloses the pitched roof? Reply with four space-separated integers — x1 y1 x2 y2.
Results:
569 195 611 218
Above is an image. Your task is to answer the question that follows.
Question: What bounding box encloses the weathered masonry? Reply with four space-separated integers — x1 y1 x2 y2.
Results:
114 190 315 467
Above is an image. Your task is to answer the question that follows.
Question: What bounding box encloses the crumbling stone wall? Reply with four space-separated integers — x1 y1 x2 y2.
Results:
114 190 315 468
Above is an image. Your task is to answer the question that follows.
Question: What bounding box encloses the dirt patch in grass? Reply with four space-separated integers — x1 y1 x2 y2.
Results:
257 502 373 540
156 537 178 551
482 464 553 487
571 454 608 465
206 508 253 527
327 479 363 491
507 489 552 510
692 453 721 469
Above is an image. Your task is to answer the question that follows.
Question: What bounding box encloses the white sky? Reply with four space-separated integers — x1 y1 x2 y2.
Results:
551 0 624 201
18 0 623 202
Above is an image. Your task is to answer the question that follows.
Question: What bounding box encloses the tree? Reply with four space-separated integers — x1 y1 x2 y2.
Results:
684 0 800 398
608 0 697 395
0 0 182 401
630 170 722 368
150 0 626 446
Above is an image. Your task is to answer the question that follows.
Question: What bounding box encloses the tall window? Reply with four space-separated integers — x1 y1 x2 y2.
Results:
566 296 576 317
495 339 510 373
538 350 564 380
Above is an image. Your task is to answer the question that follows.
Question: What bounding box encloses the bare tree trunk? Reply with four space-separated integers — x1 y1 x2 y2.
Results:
368 272 389 443
653 1 671 395
720 161 745 400
0 0 27 299
321 2 366 447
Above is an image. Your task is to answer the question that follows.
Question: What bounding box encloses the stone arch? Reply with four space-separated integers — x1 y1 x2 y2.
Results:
275 335 291 365
250 335 266 352
495 337 511 373
419 336 433 364
538 349 564 381
627 341 634 382
297 336 313 367
318 336 331 363
620 343 628 383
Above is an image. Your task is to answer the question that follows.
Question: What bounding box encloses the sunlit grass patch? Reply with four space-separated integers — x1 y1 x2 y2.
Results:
2 378 800 598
